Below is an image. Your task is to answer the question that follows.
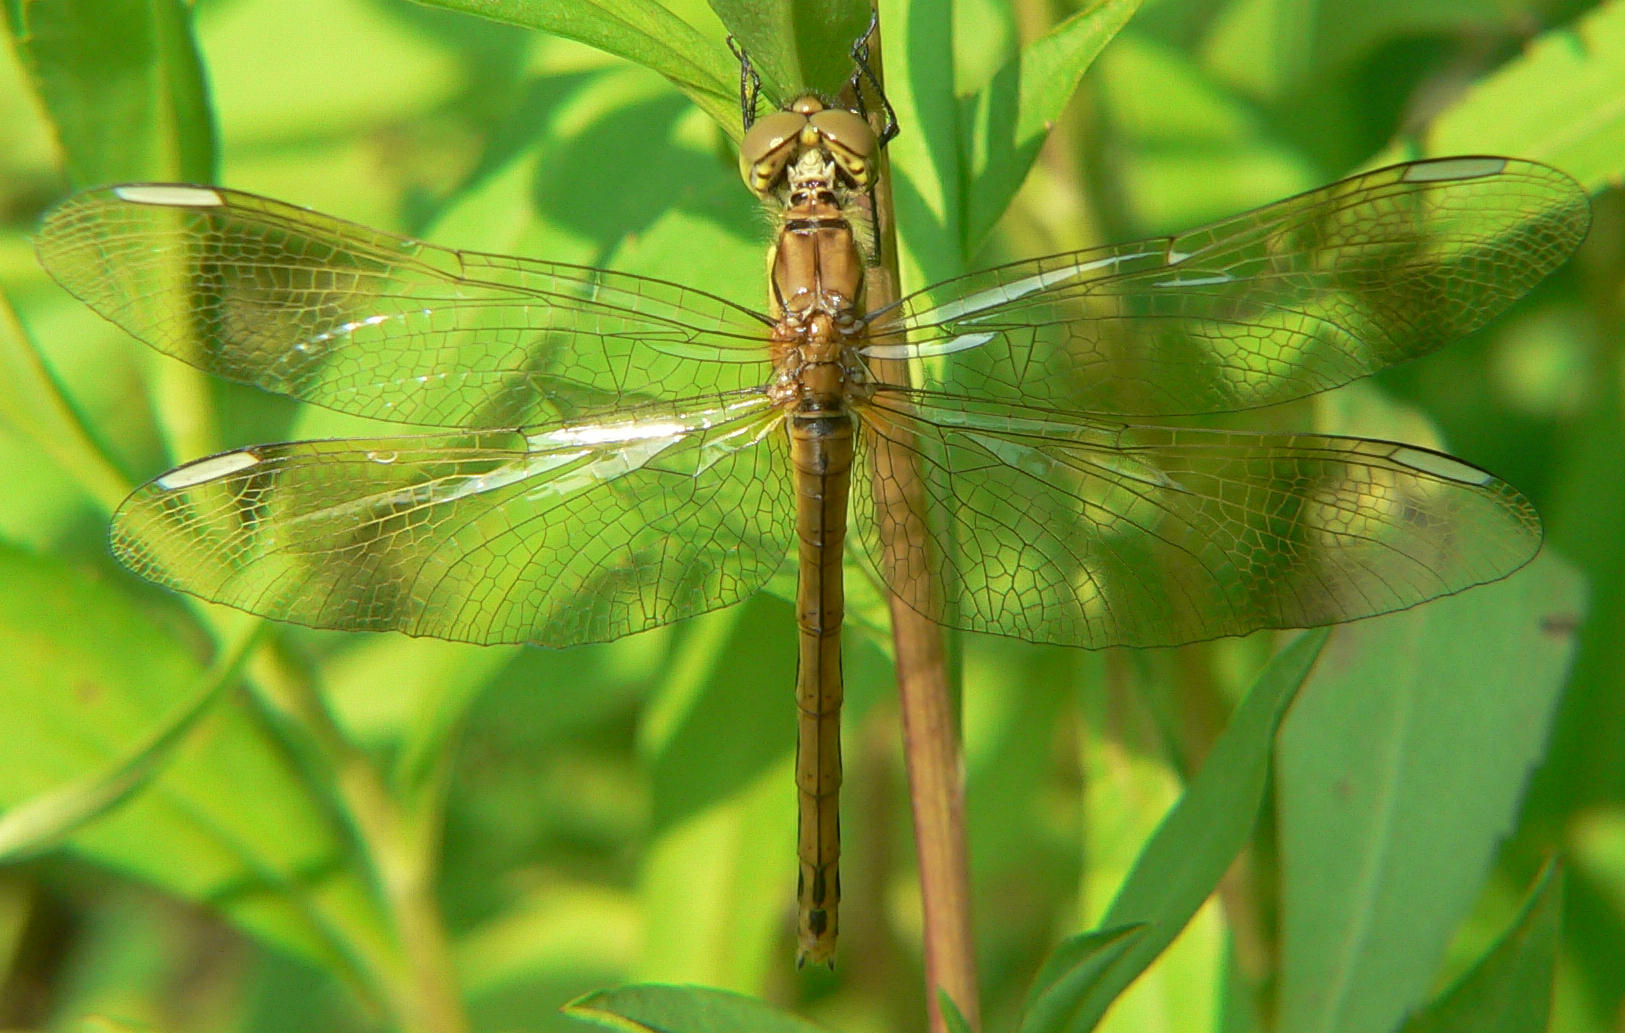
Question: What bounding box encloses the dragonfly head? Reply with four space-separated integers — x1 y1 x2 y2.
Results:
739 95 878 199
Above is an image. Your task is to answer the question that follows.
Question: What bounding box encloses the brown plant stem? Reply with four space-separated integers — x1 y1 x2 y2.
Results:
890 604 979 1033
858 18 981 1031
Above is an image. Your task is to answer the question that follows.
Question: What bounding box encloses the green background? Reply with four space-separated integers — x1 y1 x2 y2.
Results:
0 0 1621 1031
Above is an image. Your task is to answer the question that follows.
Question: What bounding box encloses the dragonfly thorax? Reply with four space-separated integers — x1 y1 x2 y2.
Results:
767 141 870 412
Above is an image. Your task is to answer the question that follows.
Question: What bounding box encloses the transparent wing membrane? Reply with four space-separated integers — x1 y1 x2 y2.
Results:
37 185 773 429
112 396 790 646
872 158 1589 417
855 391 1541 648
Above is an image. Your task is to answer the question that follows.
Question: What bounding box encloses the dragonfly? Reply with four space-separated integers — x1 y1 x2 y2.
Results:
36 52 1587 965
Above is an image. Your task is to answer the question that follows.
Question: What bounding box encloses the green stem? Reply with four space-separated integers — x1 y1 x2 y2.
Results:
249 645 469 1033
0 287 132 513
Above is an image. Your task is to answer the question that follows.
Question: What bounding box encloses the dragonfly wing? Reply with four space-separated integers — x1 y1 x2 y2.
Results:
871 158 1588 416
854 392 1540 648
37 184 772 428
113 395 790 646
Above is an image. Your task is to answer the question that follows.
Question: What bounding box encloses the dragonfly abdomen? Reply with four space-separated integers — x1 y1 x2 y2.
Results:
789 410 854 967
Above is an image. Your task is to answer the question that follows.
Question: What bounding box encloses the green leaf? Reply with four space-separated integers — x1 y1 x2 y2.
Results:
634 757 792 988
0 541 393 984
1402 861 1565 1033
883 0 964 289
0 286 128 514
1037 629 1328 1030
633 596 802 987
455 880 638 997
643 594 796 834
1017 923 1148 1033
1406 2 1625 188
1194 0 1540 104
940 988 979 1033
429 56 761 300
0 620 258 861
320 633 518 798
565 983 834 1032
1088 30 1319 233
710 0 872 101
4 0 215 184
408 0 742 135
960 0 1142 251
1311 0 1537 77
1276 552 1583 1033
1191 0 1316 102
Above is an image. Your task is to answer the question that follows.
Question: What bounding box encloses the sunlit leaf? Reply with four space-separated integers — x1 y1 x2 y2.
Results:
4 0 214 184
1412 1 1625 187
0 541 391 978
961 0 1142 250
408 0 740 134
710 0 872 101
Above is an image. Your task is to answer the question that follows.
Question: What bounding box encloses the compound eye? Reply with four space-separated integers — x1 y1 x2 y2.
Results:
739 109 809 195
808 107 878 188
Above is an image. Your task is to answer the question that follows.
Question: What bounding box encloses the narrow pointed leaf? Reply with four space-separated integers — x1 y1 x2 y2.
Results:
1402 861 1564 1033
961 0 1142 250
1017 923 1148 1033
941 989 978 1033
1035 629 1327 1030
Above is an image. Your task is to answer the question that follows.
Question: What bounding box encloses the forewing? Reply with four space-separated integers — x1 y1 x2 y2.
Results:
37 184 773 428
854 392 1541 648
112 397 790 646
869 158 1588 416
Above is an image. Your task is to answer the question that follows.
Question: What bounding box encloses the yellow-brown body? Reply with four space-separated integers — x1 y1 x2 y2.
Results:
760 127 874 966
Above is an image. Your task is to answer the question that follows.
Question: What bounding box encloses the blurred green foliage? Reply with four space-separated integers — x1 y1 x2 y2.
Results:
0 0 1621 1031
